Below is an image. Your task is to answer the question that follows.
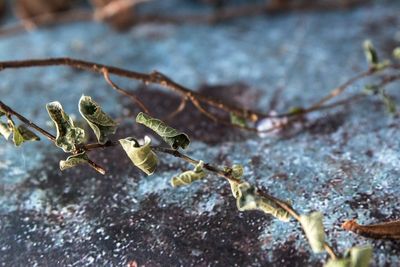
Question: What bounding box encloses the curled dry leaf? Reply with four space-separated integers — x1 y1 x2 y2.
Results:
46 101 85 152
232 182 291 222
119 136 158 175
394 47 400 59
230 113 247 127
136 112 190 150
2 117 40 146
0 121 12 140
12 124 40 146
300 212 326 253
14 0 72 26
59 152 89 171
170 161 206 187
363 40 379 66
79 95 118 145
324 246 373 267
342 219 400 240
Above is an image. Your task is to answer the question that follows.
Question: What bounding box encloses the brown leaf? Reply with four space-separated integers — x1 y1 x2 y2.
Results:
342 219 400 240
14 0 72 27
90 0 148 30
0 0 5 20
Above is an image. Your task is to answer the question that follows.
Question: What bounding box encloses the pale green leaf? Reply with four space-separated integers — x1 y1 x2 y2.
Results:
394 47 400 59
363 84 380 95
78 95 118 144
231 164 244 178
60 152 89 171
300 212 326 253
46 101 85 152
119 136 158 175
324 246 373 267
381 93 396 114
288 106 304 115
324 258 351 267
12 126 24 146
8 120 40 146
347 246 373 267
224 164 244 179
16 125 40 142
230 113 247 127
373 60 391 71
136 112 190 150
0 121 12 140
229 180 241 199
226 164 244 198
0 105 5 117
171 160 206 187
234 182 291 222
363 40 379 66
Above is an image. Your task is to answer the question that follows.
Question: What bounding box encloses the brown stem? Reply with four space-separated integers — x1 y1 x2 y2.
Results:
1 58 398 134
308 69 374 110
165 96 188 120
342 219 400 240
0 100 56 142
324 243 337 260
0 58 263 122
102 68 150 114
275 66 400 118
87 158 106 175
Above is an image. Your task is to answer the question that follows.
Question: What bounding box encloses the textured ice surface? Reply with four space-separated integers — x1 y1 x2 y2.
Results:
0 1 400 266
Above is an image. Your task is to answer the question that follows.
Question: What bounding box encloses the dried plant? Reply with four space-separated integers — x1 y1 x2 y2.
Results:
1 41 400 265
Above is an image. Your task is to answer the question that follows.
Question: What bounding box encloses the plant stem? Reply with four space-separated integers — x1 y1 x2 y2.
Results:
1 58 398 134
0 58 263 122
0 100 56 142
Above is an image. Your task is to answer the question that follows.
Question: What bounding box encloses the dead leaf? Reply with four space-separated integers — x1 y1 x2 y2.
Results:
14 0 72 28
0 0 5 20
342 219 400 240
90 0 148 30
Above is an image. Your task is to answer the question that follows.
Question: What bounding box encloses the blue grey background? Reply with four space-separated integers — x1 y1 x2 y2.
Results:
0 1 399 266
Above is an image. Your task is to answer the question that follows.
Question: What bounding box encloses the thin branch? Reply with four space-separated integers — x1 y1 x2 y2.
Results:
274 66 400 118
0 100 55 142
189 96 219 123
0 58 264 122
324 243 338 260
165 96 188 120
0 58 399 135
102 68 150 114
87 158 106 175
307 69 374 111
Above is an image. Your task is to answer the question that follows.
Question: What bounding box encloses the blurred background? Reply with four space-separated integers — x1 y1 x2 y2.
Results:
0 1 399 266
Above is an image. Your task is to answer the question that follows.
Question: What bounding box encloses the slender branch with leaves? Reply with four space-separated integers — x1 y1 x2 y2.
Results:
1 41 400 266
